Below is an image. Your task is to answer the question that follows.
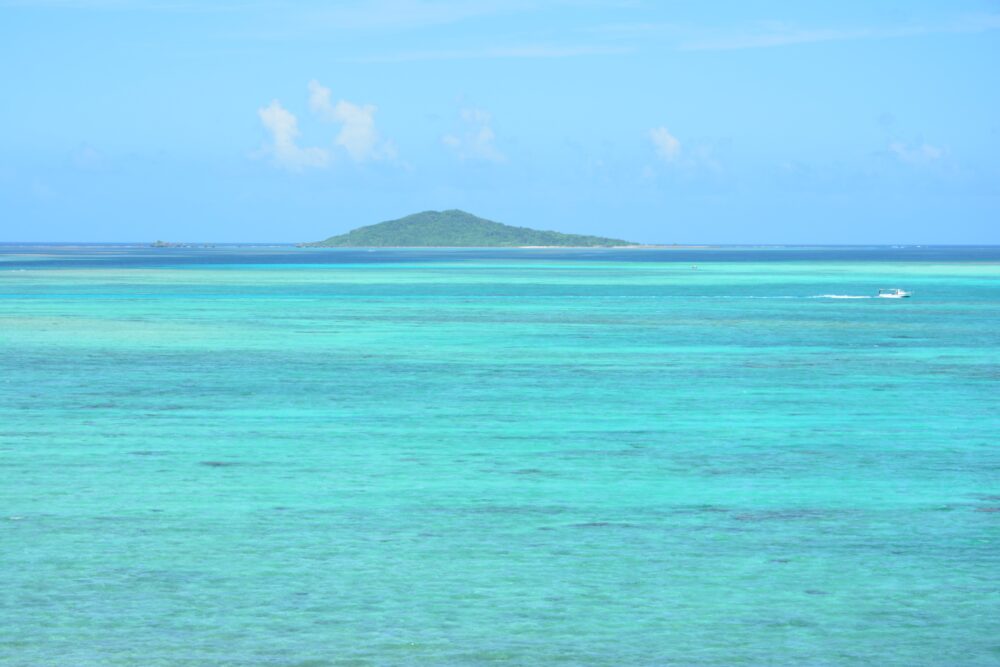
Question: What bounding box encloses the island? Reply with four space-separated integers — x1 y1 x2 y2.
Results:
301 210 635 248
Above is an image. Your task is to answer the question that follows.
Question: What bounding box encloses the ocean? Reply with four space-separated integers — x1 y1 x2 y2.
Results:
1 245 998 665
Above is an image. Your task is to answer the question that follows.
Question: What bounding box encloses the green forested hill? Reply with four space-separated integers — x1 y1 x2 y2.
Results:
304 210 633 247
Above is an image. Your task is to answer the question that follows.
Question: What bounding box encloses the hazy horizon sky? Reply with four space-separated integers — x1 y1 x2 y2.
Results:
2 0 998 244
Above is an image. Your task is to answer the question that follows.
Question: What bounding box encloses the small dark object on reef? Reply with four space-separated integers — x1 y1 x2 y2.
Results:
200 461 240 467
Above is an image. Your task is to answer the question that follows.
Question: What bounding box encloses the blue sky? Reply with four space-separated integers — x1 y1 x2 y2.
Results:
2 0 998 243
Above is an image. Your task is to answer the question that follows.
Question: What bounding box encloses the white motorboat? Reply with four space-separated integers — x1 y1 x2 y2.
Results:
877 288 911 299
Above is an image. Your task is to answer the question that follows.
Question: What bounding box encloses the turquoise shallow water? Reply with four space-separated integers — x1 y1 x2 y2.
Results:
1 247 998 665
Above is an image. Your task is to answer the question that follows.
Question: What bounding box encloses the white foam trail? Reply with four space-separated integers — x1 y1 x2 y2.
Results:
813 294 872 299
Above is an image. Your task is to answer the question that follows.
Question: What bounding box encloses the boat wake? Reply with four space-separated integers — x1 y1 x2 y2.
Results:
813 294 872 299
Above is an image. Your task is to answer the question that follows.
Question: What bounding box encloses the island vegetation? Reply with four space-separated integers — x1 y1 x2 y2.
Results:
302 210 635 247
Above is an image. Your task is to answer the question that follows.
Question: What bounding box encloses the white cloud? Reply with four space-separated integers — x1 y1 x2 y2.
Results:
646 128 725 175
341 44 632 63
300 0 535 31
687 143 722 172
889 141 944 165
442 108 504 162
72 143 105 170
308 80 395 162
677 13 1000 51
649 126 681 162
257 100 329 171
589 13 1000 53
307 79 334 117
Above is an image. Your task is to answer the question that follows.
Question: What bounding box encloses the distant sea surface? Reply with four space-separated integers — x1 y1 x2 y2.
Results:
2 246 998 666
